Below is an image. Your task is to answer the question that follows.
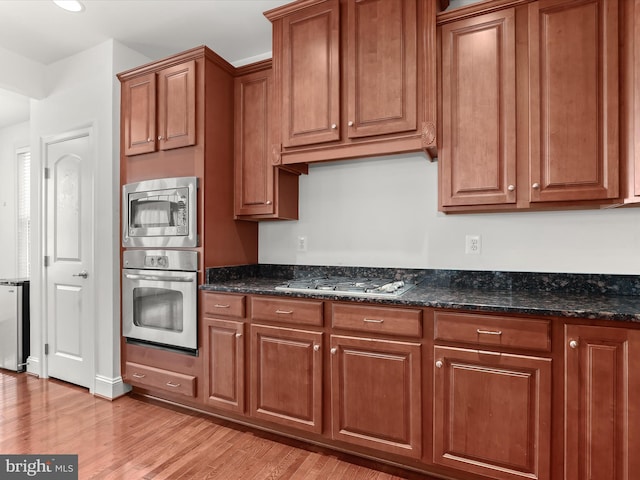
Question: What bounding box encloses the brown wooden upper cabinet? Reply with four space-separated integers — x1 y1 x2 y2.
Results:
439 0 619 211
121 60 196 156
234 62 301 220
265 0 439 164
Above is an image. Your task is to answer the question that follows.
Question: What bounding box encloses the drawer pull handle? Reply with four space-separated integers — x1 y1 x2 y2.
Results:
166 382 181 388
435 360 443 368
132 373 146 379
275 309 293 314
477 329 502 336
363 318 384 324
214 304 230 308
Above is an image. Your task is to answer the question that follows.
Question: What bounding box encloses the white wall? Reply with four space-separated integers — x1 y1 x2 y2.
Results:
259 154 640 275
27 39 149 396
0 121 29 278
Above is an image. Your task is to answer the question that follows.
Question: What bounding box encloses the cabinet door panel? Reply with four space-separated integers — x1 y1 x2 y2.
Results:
235 69 274 216
282 0 340 147
564 325 640 480
123 73 157 156
158 60 196 151
331 335 422 458
529 0 618 201
433 346 551 480
346 0 417 138
204 318 244 413
440 9 516 206
251 324 323 433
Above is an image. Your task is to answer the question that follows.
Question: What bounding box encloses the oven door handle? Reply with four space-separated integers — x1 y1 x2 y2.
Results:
124 273 195 283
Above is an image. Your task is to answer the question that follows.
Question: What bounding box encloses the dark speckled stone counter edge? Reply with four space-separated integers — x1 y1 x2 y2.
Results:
202 265 640 323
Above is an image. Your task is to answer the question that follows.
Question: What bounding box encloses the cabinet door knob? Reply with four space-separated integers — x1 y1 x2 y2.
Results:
348 121 354 127
569 340 578 349
532 182 540 189
265 200 272 205
147 138 152 142
330 347 337 355
313 344 320 352
331 123 337 130
235 333 242 338
507 184 515 191
435 360 443 368
157 135 163 140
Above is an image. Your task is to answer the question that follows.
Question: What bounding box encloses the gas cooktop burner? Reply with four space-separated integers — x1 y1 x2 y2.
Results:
274 276 415 298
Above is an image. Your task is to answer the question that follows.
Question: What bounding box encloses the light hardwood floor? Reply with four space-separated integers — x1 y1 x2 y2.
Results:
0 372 436 479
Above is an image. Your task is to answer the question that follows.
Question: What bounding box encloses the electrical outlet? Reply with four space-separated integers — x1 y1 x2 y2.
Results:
297 235 307 252
465 235 481 255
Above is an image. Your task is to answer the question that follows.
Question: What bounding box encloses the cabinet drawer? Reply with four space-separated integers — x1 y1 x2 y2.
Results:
251 296 323 326
434 311 551 352
125 361 197 398
202 292 245 319
332 304 422 338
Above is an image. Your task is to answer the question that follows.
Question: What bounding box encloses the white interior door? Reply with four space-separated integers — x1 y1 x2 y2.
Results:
45 128 94 389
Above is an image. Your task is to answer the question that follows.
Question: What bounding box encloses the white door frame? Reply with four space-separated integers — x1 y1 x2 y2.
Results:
40 125 96 392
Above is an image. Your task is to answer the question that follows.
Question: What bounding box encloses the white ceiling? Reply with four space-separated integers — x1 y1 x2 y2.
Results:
0 0 290 129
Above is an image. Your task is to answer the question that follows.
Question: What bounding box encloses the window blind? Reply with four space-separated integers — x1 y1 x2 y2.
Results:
17 149 30 278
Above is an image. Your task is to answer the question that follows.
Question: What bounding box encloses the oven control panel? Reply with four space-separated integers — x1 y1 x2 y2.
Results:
144 255 168 268
123 250 198 272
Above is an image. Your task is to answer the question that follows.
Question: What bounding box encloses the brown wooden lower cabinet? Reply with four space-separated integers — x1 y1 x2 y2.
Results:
135 293 640 480
564 324 640 480
330 335 422 458
250 324 323 433
433 346 552 480
203 318 245 413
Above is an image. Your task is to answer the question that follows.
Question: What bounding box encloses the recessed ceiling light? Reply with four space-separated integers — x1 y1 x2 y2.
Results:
53 0 85 12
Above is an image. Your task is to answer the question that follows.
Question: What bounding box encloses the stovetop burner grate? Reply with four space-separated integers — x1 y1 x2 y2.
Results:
275 276 415 298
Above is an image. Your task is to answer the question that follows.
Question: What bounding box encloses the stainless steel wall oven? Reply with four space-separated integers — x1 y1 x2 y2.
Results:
122 250 198 353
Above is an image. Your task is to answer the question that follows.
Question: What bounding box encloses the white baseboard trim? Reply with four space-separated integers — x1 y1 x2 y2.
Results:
94 374 131 400
26 356 41 377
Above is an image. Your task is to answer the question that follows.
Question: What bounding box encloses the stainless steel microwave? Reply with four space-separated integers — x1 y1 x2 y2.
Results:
122 176 198 248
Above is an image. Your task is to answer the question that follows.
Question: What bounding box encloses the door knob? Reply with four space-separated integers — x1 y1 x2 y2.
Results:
72 270 88 279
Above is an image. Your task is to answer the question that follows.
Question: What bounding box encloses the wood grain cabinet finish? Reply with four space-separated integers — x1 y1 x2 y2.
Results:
201 292 246 413
439 0 619 211
122 60 196 156
620 0 640 203
433 346 551 480
564 324 640 480
330 335 422 458
251 296 324 326
280 0 340 148
434 311 551 352
124 361 197 398
266 0 438 164
528 0 618 203
439 8 516 207
250 324 324 433
234 63 300 220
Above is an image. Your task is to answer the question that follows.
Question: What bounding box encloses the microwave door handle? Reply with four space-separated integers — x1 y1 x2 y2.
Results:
124 273 194 283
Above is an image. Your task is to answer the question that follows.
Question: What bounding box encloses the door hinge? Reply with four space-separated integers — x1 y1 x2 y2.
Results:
44 343 49 355
44 255 50 267
44 167 50 179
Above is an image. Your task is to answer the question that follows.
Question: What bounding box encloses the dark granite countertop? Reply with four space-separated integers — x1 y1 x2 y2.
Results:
201 265 640 323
